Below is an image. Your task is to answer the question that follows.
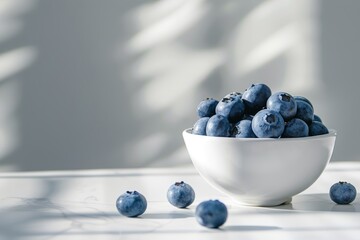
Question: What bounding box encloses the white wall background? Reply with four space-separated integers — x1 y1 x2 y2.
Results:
0 0 359 171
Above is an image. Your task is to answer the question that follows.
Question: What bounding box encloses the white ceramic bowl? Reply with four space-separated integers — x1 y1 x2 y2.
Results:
183 128 337 206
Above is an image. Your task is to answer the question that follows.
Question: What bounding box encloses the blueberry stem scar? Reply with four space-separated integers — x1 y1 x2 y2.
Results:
175 181 184 186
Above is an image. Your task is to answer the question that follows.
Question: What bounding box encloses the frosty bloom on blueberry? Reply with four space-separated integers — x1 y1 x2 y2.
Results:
330 181 357 204
295 100 314 124
192 117 210 136
242 83 272 114
167 181 195 208
233 119 257 138
252 109 285 138
116 191 147 217
195 200 228 228
267 92 297 121
197 98 219 118
206 115 231 137
282 118 309 138
215 97 245 123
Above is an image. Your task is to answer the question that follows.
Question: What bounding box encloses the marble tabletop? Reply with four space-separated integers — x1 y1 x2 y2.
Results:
1 162 360 240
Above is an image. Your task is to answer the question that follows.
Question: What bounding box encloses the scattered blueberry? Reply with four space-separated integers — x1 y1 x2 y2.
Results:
215 97 245 123
282 118 309 138
233 119 257 138
116 191 147 217
242 83 272 114
267 92 297 121
206 115 231 137
197 98 219 118
330 181 357 204
192 117 210 135
295 100 314 124
195 200 228 228
309 121 329 136
167 181 195 208
252 109 285 138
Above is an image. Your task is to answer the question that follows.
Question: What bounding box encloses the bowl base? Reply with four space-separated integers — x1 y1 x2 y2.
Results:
230 197 293 207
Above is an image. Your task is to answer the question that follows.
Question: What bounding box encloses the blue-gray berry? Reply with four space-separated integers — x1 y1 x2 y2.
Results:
167 181 195 208
309 121 329 136
192 117 210 135
282 118 309 138
252 109 285 138
267 92 297 121
197 98 219 118
242 83 272 114
206 115 231 137
330 182 357 204
116 191 147 217
195 200 228 228
215 97 245 123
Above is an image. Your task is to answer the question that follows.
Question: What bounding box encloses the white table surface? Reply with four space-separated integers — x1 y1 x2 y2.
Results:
1 162 360 240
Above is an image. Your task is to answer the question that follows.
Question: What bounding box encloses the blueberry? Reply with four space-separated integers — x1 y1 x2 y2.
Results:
313 114 322 123
224 91 242 100
242 83 272 114
195 200 228 228
167 181 195 208
295 100 314 124
282 118 309 138
330 181 357 204
116 191 147 217
309 121 329 136
266 92 297 121
197 98 219 118
215 97 245 123
294 96 314 110
233 119 257 138
206 115 231 137
192 117 210 135
252 109 285 138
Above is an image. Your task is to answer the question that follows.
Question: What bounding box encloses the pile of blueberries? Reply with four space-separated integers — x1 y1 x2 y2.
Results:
193 83 329 138
116 181 227 228
116 181 357 228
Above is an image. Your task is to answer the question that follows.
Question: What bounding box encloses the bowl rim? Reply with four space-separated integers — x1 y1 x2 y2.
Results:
183 128 336 142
